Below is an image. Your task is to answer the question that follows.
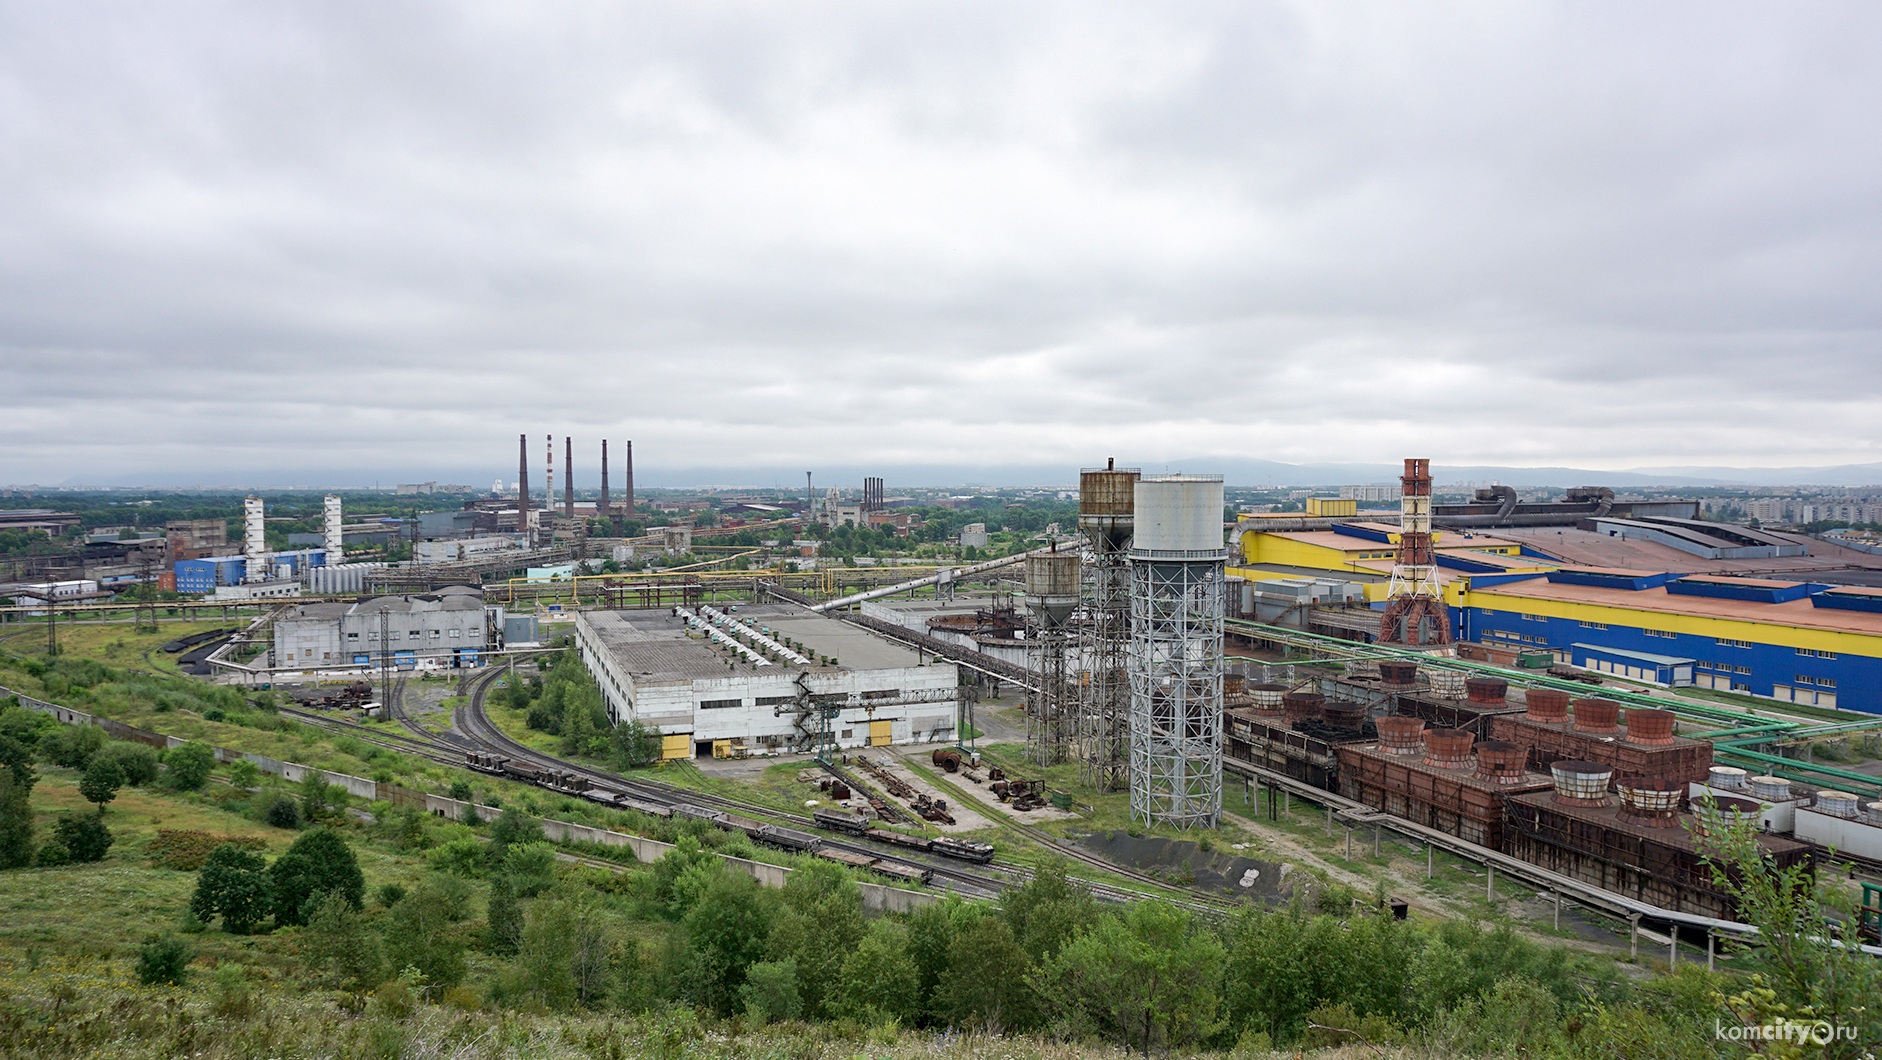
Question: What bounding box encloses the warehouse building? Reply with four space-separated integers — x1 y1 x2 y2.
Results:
1454 569 1882 714
574 603 960 759
273 586 493 671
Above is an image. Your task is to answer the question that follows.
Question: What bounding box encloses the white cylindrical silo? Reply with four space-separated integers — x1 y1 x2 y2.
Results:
1127 474 1227 830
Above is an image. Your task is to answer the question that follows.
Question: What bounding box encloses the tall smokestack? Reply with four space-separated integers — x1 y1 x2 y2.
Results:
600 440 611 530
546 434 554 519
517 433 531 541
564 436 575 521
624 440 635 517
323 495 343 557
243 496 268 583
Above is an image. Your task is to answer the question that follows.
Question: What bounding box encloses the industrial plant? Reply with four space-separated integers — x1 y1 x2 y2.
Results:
7 441 1882 964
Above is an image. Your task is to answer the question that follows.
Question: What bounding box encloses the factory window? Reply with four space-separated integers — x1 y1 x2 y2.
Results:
1579 621 1608 630
755 695 795 706
1734 665 1750 675
1643 629 1672 639
1816 677 1837 688
1795 647 1837 659
347 632 360 640
430 630 442 639
1520 613 1542 621
367 630 379 641
1716 638 1753 649
1732 682 1750 692
699 698 742 710
840 729 853 739
410 630 421 638
449 628 462 638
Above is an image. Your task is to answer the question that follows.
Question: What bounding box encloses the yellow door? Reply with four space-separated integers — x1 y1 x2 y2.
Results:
661 734 692 760
868 720 892 746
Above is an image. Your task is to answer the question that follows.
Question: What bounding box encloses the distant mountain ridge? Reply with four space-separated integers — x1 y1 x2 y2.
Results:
46 459 1882 491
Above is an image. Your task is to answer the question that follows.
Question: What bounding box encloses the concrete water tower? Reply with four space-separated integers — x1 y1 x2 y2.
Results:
1024 547 1081 764
1127 474 1226 829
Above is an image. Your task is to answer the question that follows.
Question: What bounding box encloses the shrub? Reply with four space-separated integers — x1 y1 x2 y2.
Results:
163 742 217 791
93 742 160 786
52 812 113 863
269 827 365 926
135 935 192 986
376 883 407 908
265 796 302 830
148 830 266 871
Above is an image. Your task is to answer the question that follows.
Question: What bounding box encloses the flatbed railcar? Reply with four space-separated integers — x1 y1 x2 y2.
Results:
755 824 824 853
866 828 934 853
932 836 996 863
813 808 872 836
816 848 876 871
871 861 933 885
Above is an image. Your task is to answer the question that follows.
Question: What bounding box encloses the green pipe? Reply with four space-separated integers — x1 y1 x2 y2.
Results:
1686 723 1794 739
1712 743 1882 797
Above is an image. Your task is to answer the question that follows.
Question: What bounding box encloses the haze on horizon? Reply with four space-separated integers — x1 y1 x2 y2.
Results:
3 3 1879 488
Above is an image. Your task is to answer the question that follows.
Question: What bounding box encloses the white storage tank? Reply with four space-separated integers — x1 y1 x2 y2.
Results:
1131 475 1226 556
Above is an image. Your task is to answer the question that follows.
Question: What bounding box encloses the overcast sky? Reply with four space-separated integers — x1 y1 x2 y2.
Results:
3 2 1879 488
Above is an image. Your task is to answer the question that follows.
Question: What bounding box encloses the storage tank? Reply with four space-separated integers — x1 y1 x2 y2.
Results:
1131 475 1227 556
1024 551 1081 629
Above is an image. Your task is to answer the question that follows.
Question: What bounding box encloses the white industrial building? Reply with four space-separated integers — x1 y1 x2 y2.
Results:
574 603 961 759
273 586 496 671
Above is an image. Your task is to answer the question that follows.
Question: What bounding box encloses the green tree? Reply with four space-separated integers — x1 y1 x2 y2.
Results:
190 845 273 934
268 827 364 926
1033 900 1227 1057
504 842 558 898
1001 857 1099 963
79 756 123 811
42 724 104 769
607 718 661 770
485 874 522 955
303 889 384 991
938 914 1034 1031
0 770 35 869
763 859 865 1019
51 811 113 863
93 743 160 786
682 865 773 1015
163 742 216 791
0 733 38 787
486 805 544 867
1693 800 1882 1053
840 919 921 1024
519 887 616 1010
740 958 802 1024
299 771 335 822
382 878 468 989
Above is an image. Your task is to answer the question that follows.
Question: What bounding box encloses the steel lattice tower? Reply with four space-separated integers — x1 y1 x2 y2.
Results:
1378 457 1453 646
1077 461 1138 791
1025 548 1080 765
1127 474 1225 829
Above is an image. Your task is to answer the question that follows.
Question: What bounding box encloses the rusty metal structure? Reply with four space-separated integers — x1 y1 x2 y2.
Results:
1077 460 1138 791
1127 474 1226 829
1024 546 1079 765
1378 457 1452 647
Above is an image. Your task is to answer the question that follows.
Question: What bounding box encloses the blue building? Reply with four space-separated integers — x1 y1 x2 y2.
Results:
174 556 248 594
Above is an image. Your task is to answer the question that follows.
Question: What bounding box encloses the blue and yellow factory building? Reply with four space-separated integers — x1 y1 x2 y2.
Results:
1230 523 1882 716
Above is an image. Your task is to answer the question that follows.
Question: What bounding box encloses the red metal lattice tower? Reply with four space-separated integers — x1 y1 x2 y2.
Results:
1379 457 1452 646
